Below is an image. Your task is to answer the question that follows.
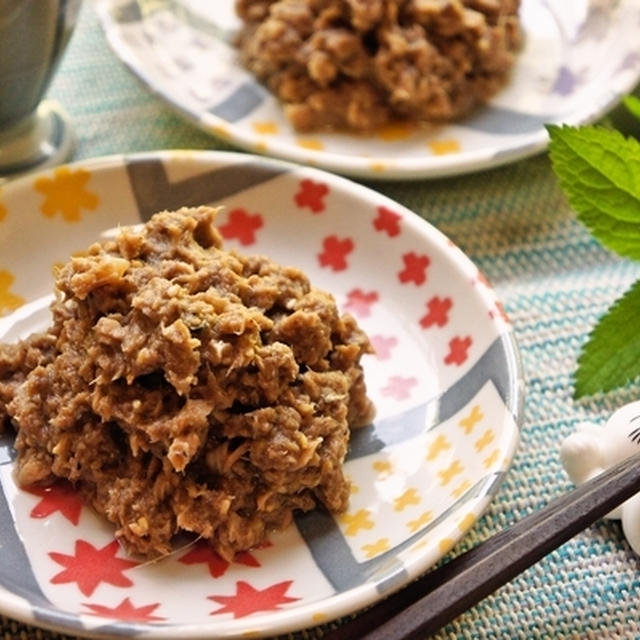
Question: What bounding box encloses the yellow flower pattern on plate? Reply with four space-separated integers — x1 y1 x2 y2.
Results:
252 121 279 135
35 167 99 222
474 428 495 452
452 479 472 499
394 488 421 512
210 124 230 140
339 382 516 565
340 509 375 537
311 612 329 624
0 269 25 315
457 513 476 532
426 433 451 460
459 404 484 434
428 139 461 155
377 123 414 142
296 138 325 151
437 459 464 486
368 162 388 174
372 458 393 475
483 449 501 469
407 511 433 533
362 538 390 559
438 538 455 554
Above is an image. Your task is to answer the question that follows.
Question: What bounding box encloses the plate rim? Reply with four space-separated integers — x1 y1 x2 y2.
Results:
0 149 525 638
92 0 640 180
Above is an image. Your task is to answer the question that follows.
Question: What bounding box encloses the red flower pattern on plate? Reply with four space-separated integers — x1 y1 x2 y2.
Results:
398 252 430 285
444 336 473 366
179 540 264 578
294 179 329 213
318 235 354 271
208 580 299 618
49 540 139 596
490 300 510 324
369 335 397 360
472 270 510 323
381 375 418 400
344 288 379 317
218 208 263 245
26 480 84 526
474 270 491 288
83 597 165 622
373 206 402 237
420 296 453 329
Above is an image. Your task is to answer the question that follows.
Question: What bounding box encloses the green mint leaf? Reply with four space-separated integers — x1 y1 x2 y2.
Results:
624 94 640 121
547 124 640 260
575 279 640 397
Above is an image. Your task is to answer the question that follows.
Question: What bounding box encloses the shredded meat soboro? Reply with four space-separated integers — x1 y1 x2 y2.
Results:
235 0 521 132
0 207 374 559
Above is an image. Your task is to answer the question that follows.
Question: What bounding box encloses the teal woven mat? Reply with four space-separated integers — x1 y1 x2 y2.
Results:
3 3 640 638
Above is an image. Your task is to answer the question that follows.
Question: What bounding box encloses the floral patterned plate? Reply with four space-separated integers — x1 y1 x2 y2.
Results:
93 0 640 180
0 151 523 638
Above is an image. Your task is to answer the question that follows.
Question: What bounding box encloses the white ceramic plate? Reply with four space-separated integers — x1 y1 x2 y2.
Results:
94 0 640 180
0 151 523 638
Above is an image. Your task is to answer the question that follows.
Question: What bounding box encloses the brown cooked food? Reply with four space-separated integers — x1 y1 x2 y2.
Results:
235 0 522 132
0 207 374 559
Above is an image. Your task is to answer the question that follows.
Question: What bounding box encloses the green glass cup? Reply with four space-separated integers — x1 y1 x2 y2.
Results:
0 0 81 179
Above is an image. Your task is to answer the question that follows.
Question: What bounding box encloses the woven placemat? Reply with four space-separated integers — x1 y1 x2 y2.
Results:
3 3 640 638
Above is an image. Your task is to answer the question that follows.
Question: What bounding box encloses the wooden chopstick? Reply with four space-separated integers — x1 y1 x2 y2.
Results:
325 450 640 640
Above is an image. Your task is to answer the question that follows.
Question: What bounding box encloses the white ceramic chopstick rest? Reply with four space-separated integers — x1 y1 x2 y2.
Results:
560 401 640 554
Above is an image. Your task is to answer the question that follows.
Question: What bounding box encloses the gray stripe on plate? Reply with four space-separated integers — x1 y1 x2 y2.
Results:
125 157 291 220
463 105 554 135
0 434 50 606
208 82 268 122
295 470 504 594
348 333 521 461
